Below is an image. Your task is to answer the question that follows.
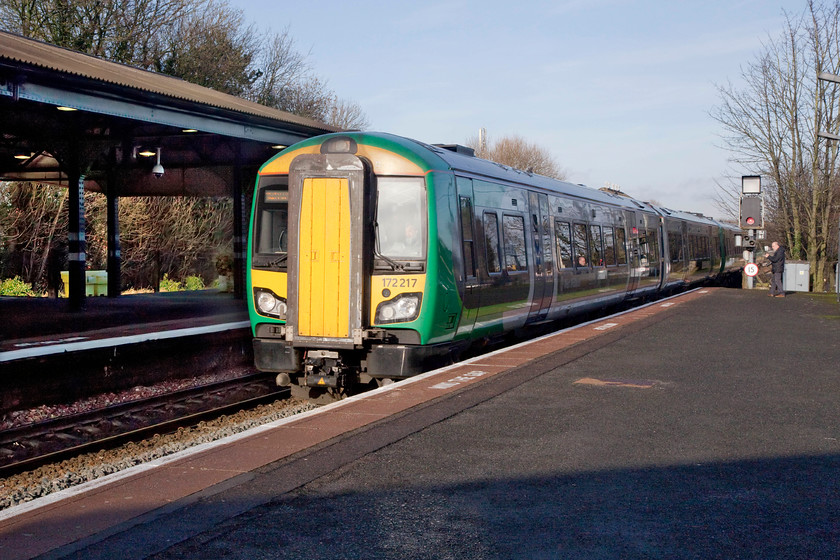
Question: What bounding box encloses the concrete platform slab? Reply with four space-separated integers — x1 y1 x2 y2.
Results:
4 288 838 559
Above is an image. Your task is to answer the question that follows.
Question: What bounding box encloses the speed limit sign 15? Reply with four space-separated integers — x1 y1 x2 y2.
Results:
744 263 759 277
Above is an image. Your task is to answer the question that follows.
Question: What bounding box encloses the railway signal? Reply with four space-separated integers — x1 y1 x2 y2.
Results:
740 175 763 289
739 195 763 229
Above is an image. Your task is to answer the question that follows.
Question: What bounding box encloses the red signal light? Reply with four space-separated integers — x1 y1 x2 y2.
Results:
746 217 755 225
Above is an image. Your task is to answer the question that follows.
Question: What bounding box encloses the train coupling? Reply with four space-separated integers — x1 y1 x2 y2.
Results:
303 350 349 389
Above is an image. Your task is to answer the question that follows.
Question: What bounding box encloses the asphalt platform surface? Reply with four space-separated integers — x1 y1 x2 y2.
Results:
1 291 247 346
40 289 840 558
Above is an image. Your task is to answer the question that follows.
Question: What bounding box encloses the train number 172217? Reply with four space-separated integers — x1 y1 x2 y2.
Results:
382 277 418 288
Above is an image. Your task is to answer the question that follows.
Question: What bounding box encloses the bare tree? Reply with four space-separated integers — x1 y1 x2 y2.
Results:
152 5 261 96
243 27 370 128
0 1 370 291
89 196 232 290
247 27 311 107
0 182 68 289
325 96 370 130
466 132 567 180
712 0 840 291
267 76 333 121
0 0 195 65
0 0 371 127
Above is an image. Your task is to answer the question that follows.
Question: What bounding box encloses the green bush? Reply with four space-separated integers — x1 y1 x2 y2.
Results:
184 275 205 291
159 273 181 292
159 274 205 292
0 276 37 297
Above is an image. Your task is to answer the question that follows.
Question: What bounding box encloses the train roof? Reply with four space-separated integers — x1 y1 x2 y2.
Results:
650 205 724 227
294 132 732 229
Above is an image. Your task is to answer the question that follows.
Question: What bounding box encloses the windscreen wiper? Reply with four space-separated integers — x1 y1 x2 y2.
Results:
253 253 288 268
373 221 403 271
374 250 403 271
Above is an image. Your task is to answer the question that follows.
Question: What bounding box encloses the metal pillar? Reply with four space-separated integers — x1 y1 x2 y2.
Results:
67 168 86 310
231 141 250 300
232 156 246 300
106 181 121 297
746 228 755 289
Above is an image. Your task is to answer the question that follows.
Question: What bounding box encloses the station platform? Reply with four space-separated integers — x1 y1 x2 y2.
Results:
2 287 839 559
0 291 249 362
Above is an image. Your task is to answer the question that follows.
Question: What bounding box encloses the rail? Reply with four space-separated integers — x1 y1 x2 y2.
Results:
0 373 287 477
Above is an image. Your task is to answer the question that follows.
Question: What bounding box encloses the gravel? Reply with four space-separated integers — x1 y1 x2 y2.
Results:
0 397 317 510
0 370 255 431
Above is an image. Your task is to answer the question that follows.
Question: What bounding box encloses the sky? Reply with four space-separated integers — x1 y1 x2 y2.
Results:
229 0 806 220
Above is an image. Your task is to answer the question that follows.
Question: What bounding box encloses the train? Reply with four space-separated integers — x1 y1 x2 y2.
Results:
246 132 742 402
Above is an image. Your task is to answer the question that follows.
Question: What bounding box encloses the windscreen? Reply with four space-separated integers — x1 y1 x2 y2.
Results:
254 181 289 256
376 177 426 259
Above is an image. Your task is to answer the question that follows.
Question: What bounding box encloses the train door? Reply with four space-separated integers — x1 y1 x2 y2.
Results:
299 177 350 337
636 215 662 292
624 212 641 295
572 221 597 294
527 191 554 322
455 177 480 337
539 195 556 313
665 219 686 285
285 154 366 347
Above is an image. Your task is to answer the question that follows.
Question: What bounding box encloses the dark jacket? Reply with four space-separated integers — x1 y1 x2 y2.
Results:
767 246 786 274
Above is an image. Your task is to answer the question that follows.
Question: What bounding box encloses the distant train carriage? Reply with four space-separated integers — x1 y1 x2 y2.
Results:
247 132 742 401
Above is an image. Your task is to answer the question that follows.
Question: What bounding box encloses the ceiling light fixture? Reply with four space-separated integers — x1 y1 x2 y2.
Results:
152 147 164 178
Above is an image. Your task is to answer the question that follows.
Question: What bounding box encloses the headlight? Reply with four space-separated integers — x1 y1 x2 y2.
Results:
375 292 422 324
254 288 287 319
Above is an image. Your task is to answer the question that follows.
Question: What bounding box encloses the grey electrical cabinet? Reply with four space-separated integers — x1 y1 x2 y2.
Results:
784 261 810 292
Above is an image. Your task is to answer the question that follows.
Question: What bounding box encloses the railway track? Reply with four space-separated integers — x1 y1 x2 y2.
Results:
0 373 288 477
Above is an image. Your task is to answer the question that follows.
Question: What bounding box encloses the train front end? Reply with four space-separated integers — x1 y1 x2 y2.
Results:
247 133 456 401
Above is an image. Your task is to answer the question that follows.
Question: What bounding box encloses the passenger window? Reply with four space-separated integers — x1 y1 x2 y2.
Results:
646 228 660 263
603 227 616 266
615 227 628 265
573 223 589 268
502 215 528 272
483 212 501 273
554 220 572 269
669 231 682 262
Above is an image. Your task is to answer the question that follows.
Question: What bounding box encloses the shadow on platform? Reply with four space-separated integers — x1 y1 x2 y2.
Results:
14 453 838 560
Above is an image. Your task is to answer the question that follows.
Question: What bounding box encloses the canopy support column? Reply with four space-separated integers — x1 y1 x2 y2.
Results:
67 165 86 311
105 146 123 297
232 151 246 300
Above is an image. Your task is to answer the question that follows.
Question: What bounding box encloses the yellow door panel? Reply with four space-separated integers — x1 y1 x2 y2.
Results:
298 178 351 337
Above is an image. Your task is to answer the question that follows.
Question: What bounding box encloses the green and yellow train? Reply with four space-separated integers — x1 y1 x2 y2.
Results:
247 132 742 401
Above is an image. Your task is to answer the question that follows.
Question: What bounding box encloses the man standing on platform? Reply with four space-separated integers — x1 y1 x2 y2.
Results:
765 241 786 297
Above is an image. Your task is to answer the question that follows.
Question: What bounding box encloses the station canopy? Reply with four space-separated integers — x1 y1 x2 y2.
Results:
0 30 337 196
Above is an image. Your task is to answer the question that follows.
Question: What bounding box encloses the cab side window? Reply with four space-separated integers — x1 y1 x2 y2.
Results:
483 212 501 273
